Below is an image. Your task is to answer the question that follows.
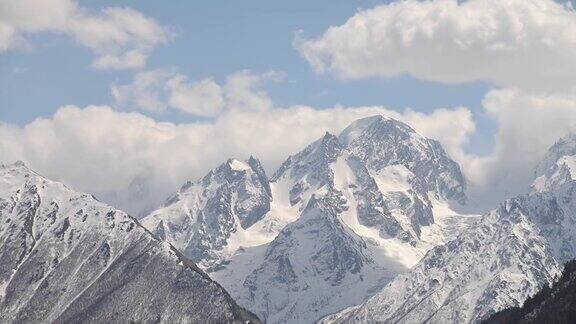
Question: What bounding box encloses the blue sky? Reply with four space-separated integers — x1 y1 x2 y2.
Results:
0 0 496 154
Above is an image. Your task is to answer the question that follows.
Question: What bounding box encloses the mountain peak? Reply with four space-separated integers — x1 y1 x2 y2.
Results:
340 115 425 147
247 155 260 165
339 115 466 203
142 155 272 271
144 115 474 323
346 114 390 127
533 132 576 192
271 132 343 183
227 158 252 172
323 130 336 138
13 160 27 167
339 115 386 145
1 160 32 174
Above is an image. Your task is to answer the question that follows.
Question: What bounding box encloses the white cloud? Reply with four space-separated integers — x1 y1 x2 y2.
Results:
1 0 573 218
167 76 224 116
92 50 147 70
296 0 576 91
111 69 281 117
461 88 576 208
3 69 574 216
0 0 168 70
399 107 476 161
224 70 283 112
0 74 474 216
112 69 175 113
295 0 576 209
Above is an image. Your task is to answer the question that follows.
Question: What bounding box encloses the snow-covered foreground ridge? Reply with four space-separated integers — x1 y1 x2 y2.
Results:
322 133 576 324
142 115 479 323
0 162 261 323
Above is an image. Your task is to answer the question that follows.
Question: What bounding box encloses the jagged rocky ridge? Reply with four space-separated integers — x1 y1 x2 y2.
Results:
142 157 273 271
144 115 476 323
322 133 576 324
0 162 261 323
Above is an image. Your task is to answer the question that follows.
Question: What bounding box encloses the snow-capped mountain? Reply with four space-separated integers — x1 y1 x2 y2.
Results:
0 162 260 323
271 115 470 246
532 133 576 193
323 133 576 324
139 115 476 323
142 157 273 271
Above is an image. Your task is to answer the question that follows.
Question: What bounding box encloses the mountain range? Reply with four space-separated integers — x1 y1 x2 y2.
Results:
142 115 479 323
1 114 574 324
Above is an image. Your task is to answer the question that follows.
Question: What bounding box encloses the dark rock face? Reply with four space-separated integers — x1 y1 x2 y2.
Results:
346 156 413 242
203 157 272 229
0 162 261 324
182 185 237 269
248 156 272 198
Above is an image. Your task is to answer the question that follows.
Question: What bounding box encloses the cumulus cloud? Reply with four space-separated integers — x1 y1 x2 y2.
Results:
2 68 574 216
0 73 474 216
2 0 574 218
462 88 576 208
167 76 224 116
294 0 576 209
296 0 576 91
112 70 173 112
0 0 168 69
112 69 282 117
223 70 283 111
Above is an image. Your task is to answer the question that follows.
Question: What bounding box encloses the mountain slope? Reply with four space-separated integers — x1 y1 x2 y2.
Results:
323 133 576 324
219 189 402 323
321 196 563 323
0 162 261 323
484 260 576 324
533 133 576 193
140 115 475 323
